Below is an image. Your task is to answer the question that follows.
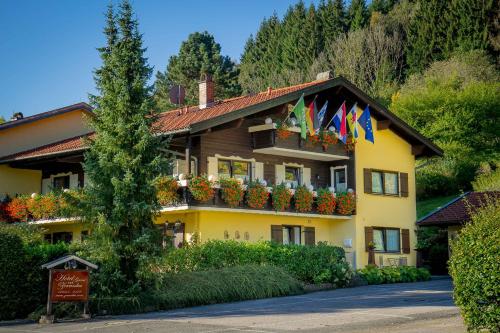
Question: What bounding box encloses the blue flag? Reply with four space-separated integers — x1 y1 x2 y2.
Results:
315 101 328 134
358 105 374 143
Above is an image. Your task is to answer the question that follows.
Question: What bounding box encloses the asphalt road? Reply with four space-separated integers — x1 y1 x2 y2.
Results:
0 278 464 333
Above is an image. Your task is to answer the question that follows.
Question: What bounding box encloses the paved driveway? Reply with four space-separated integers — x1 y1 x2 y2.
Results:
0 278 464 333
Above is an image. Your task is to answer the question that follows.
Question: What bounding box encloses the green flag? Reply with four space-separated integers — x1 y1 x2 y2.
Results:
291 94 307 139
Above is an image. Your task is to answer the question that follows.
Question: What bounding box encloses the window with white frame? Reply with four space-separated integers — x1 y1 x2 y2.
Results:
284 166 301 188
217 159 251 182
331 166 347 192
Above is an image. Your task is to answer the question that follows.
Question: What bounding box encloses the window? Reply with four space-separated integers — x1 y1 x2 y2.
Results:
53 175 70 190
285 166 300 188
371 171 399 195
52 232 73 244
332 166 347 192
373 228 400 252
282 226 301 245
218 160 251 182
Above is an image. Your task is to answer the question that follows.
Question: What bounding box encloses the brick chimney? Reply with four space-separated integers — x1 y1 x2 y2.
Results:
199 74 214 109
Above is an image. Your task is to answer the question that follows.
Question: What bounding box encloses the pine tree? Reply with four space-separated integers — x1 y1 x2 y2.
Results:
153 31 240 108
281 1 308 72
348 0 368 30
406 0 448 74
318 0 347 46
84 1 166 282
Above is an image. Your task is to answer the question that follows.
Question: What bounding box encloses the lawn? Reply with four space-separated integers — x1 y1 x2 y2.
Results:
417 195 459 219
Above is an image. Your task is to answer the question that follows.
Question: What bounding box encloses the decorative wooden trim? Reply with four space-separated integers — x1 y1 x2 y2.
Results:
411 145 425 156
377 120 391 130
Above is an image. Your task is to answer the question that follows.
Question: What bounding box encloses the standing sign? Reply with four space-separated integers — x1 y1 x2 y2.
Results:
50 269 89 302
40 255 98 324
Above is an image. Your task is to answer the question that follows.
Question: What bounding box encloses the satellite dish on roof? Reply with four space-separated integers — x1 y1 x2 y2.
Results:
169 85 186 106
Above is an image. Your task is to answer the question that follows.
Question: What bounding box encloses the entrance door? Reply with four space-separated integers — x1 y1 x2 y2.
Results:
331 166 347 192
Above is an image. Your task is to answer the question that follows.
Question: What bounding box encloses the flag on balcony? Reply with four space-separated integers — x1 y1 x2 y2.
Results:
306 100 316 136
359 105 374 143
291 94 307 139
315 100 328 134
332 101 347 143
347 103 360 140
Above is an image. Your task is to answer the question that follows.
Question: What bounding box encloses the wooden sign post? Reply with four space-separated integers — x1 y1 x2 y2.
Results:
40 255 97 324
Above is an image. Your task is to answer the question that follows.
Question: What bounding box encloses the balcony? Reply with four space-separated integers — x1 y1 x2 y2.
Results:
249 123 349 161
160 183 355 220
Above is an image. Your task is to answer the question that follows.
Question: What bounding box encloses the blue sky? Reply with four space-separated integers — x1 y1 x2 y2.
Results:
0 0 319 120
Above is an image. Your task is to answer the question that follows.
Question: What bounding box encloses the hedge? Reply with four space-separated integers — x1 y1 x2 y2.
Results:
91 264 303 315
357 265 431 285
154 240 352 286
449 197 500 332
0 225 69 320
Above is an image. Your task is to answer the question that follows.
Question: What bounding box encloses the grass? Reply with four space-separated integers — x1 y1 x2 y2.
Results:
417 194 460 219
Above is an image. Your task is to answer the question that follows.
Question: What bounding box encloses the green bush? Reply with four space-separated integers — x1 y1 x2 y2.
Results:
153 240 352 286
357 265 431 285
92 264 303 315
449 197 500 332
0 228 69 320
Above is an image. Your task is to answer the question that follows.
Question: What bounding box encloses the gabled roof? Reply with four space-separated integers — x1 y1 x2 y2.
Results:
41 254 98 270
0 77 443 163
0 102 92 131
417 191 500 226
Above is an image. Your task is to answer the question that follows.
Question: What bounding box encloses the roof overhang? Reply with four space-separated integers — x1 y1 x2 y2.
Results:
189 77 443 158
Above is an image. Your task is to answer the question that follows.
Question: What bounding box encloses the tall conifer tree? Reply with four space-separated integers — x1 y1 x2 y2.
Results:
84 1 166 281
318 0 347 45
348 0 368 30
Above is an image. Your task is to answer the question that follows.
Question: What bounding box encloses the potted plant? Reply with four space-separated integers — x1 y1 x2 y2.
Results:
188 175 214 203
320 130 338 150
294 185 313 213
344 135 356 152
219 178 244 208
316 188 336 215
156 176 180 206
271 183 292 212
367 241 376 265
27 193 58 220
246 181 269 209
275 119 294 140
336 191 356 215
6 196 29 222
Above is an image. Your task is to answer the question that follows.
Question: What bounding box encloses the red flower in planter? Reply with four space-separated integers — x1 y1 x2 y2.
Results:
316 188 336 215
294 185 313 213
6 196 29 222
219 178 244 208
272 183 292 212
156 176 180 205
188 175 214 202
336 192 356 215
246 182 269 209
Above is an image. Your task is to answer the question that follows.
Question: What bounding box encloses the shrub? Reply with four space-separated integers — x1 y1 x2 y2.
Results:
357 265 431 285
0 228 69 320
219 178 244 208
316 188 336 215
155 240 352 286
188 175 214 202
6 196 29 222
91 265 303 315
449 197 500 332
156 176 179 205
294 185 313 213
272 183 292 211
472 167 500 191
246 181 269 209
336 192 356 215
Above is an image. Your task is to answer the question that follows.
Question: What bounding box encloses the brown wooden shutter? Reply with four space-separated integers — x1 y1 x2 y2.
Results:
401 229 410 253
271 225 283 244
400 172 409 197
304 227 315 246
363 168 372 193
365 226 373 252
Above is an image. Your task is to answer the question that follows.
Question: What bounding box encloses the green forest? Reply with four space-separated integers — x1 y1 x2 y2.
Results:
153 0 500 201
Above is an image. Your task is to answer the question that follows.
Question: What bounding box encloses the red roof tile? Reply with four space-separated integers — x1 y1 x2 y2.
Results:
153 80 324 133
0 133 93 162
418 191 500 226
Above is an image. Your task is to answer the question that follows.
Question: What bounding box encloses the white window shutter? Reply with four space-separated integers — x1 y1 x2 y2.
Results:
302 167 311 187
275 164 286 185
42 178 51 194
254 162 264 182
69 174 79 189
207 156 218 181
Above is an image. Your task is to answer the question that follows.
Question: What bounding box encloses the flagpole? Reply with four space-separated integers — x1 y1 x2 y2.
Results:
283 93 305 123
